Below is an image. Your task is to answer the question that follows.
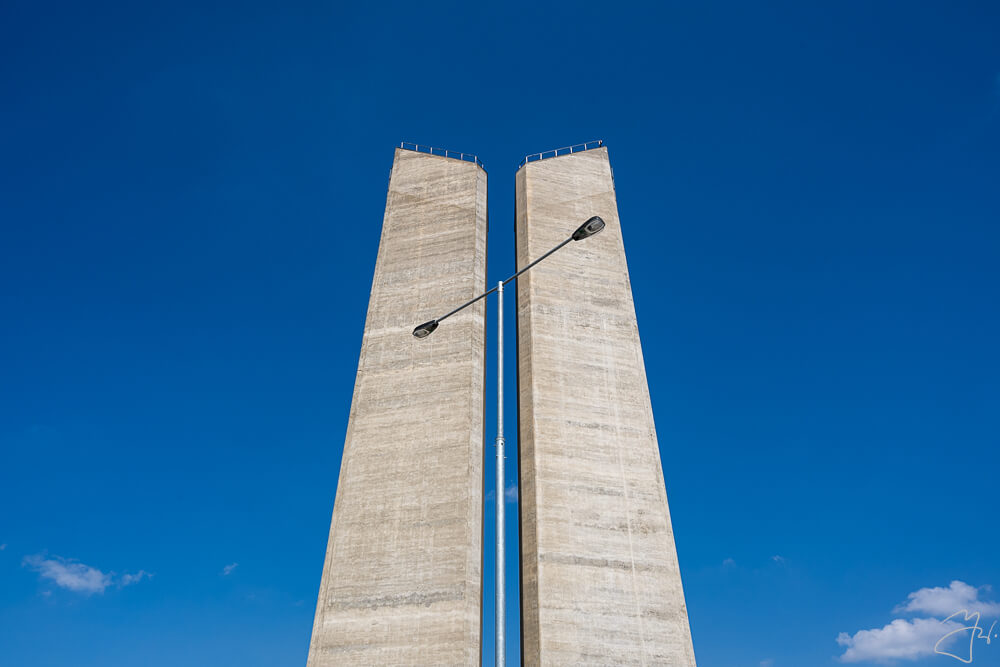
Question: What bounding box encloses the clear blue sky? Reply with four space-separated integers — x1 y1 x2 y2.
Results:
1 2 998 665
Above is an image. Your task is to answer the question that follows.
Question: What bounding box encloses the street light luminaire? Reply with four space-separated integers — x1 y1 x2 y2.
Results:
412 319 439 338
572 215 605 241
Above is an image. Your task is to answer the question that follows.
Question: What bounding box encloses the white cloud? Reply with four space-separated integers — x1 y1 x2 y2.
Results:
837 581 999 663
23 555 112 595
722 557 736 567
222 562 239 576
893 580 1000 618
119 570 152 587
760 659 774 667
0 543 6 551
837 617 963 662
485 486 519 503
771 555 786 564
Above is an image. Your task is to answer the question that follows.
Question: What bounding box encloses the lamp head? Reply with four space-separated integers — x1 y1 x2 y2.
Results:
572 216 606 241
412 320 439 338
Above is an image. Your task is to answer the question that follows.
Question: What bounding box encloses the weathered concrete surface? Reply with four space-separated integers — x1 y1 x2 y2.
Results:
516 147 697 666
307 148 486 666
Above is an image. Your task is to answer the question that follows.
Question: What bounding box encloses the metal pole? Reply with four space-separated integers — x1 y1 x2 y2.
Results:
495 280 505 667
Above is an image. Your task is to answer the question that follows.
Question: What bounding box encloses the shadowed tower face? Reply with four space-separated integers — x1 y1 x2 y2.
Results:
307 148 487 666
515 147 697 665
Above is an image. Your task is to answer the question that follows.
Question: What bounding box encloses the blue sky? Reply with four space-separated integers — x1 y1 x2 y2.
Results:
1 1 998 665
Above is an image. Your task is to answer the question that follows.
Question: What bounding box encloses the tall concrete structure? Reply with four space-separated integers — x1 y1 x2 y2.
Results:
515 146 697 665
308 147 487 666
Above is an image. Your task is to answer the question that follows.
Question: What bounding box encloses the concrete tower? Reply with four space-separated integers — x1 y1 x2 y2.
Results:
515 146 697 665
308 146 487 666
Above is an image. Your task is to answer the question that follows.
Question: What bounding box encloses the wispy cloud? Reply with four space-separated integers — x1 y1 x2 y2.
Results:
837 581 998 662
0 543 7 551
485 485 519 503
893 580 1000 618
120 570 153 587
23 554 151 594
722 557 736 568
771 555 786 564
23 555 112 594
222 562 239 576
760 660 774 667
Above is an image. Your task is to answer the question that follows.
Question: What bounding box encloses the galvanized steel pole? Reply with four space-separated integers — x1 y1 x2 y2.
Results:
495 279 506 667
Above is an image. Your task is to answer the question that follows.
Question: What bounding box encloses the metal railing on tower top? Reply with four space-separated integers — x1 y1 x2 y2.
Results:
516 140 604 170
399 142 486 171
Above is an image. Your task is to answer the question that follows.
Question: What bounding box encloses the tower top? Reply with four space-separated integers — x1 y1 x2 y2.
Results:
398 141 486 171
516 139 604 171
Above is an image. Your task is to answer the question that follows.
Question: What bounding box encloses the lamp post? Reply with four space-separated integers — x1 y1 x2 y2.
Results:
413 215 605 666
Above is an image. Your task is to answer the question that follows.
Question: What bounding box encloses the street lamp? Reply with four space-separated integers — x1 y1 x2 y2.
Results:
412 215 605 666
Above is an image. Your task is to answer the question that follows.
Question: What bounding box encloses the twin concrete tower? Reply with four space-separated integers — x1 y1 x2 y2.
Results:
307 143 696 666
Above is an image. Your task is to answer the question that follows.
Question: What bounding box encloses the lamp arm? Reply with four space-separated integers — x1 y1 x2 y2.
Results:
502 236 572 286
425 234 574 324
436 284 498 324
